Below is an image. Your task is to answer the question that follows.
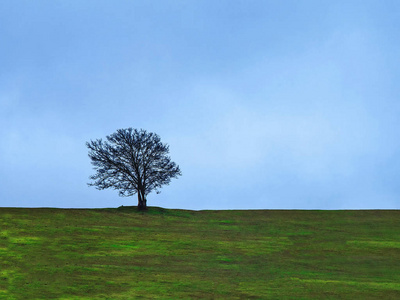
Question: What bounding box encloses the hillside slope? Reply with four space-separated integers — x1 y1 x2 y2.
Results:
1 207 399 299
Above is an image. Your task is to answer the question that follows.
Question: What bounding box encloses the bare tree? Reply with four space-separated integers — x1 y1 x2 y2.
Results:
86 128 182 210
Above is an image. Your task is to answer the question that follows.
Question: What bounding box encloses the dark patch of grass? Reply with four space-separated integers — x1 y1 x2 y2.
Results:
0 207 399 299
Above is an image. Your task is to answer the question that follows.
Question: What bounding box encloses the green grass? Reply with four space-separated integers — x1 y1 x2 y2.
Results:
0 207 399 299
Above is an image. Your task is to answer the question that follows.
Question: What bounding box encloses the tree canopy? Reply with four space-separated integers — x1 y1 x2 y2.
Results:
86 128 182 210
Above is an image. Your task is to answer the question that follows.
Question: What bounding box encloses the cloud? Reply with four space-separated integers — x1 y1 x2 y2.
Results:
160 22 400 209
1 1 399 209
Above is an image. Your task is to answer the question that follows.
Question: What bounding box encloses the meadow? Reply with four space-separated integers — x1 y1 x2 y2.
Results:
0 206 399 299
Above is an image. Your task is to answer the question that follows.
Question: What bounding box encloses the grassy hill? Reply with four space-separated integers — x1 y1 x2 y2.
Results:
1 207 399 299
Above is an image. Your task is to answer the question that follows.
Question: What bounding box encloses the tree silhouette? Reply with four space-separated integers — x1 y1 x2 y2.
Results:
86 128 182 210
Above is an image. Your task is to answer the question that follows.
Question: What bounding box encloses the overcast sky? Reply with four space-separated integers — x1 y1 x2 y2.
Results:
1 1 400 210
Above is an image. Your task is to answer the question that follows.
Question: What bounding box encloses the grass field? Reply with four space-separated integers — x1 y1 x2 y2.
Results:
0 206 399 299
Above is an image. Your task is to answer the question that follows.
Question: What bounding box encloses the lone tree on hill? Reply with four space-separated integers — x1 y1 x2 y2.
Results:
86 128 182 210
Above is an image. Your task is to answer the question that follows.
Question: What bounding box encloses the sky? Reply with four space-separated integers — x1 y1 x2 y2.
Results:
1 1 400 210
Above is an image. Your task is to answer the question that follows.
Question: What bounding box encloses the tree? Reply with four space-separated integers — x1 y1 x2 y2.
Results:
86 128 182 210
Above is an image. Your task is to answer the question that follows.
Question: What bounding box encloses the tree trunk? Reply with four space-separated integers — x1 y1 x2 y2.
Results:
137 191 147 211
137 192 144 210
143 196 147 210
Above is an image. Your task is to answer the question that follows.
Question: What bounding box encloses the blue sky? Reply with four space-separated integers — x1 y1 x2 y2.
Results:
1 1 400 210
